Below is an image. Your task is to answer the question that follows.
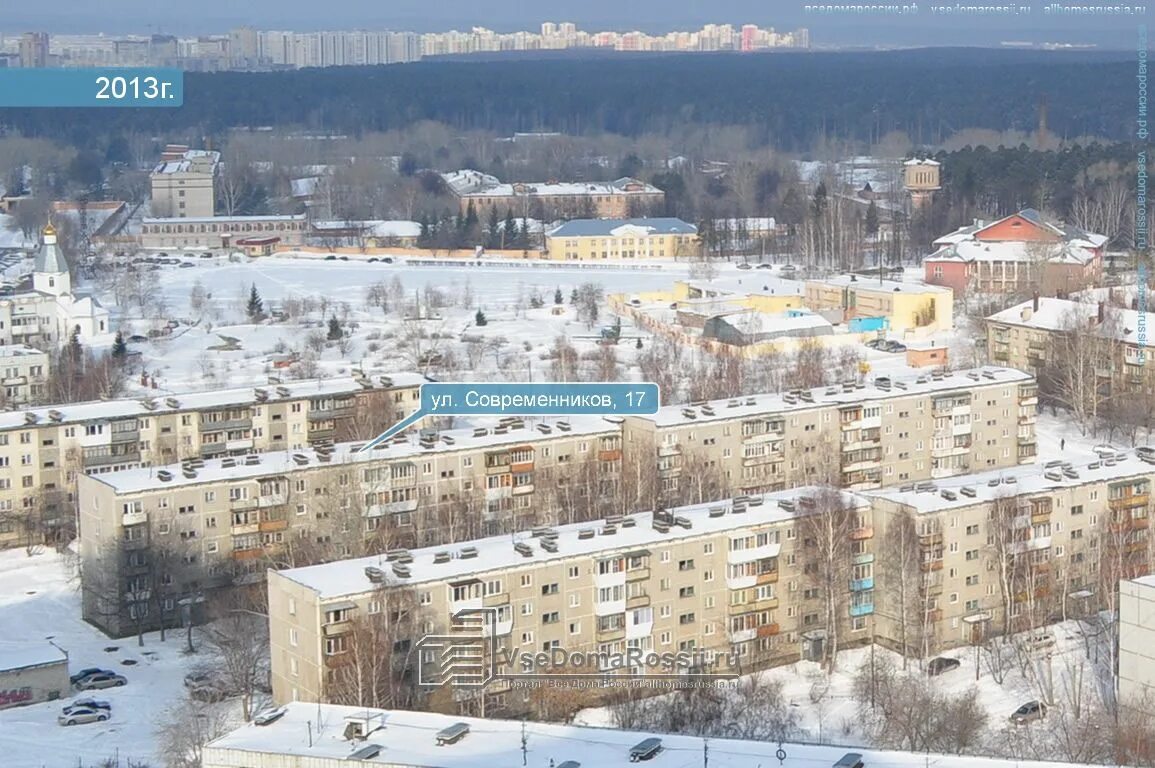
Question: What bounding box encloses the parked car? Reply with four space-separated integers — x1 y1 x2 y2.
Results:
324 254 337 260
1010 700 1047 724
736 263 752 270
200 252 214 259
70 668 114 685
1022 631 1055 651
882 340 907 352
832 753 865 768
179 261 196 268
865 338 885 350
927 657 961 676
58 706 109 726
62 699 110 715
253 706 288 726
75 672 127 690
184 671 213 688
755 262 773 269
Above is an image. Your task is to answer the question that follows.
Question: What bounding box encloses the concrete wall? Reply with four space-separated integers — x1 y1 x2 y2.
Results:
0 660 69 709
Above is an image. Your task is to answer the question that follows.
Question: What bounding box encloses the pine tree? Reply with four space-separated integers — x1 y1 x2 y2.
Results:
570 289 578 304
327 316 343 341
111 330 127 358
486 206 500 249
635 337 643 349
865 200 880 237
246 283 264 321
474 309 488 326
67 326 83 366
502 210 515 249
507 217 521 250
417 215 432 248
554 288 564 305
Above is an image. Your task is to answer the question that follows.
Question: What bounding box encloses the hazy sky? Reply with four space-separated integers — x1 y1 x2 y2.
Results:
0 0 1140 48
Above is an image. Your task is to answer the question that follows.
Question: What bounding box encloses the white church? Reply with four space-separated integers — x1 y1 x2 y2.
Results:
0 223 111 348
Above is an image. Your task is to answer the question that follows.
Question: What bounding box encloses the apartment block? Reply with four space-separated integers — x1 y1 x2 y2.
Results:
267 487 872 706
149 144 219 218
986 296 1155 398
0 373 421 549
867 455 1154 656
78 415 622 636
1120 575 1155 712
0 344 49 407
623 367 1037 498
444 173 665 220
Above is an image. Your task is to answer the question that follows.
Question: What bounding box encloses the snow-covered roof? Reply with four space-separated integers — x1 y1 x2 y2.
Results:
709 310 833 338
986 297 1155 348
929 210 1107 256
460 176 662 199
1133 574 1155 588
33 227 68 274
279 487 860 597
0 644 67 673
685 275 805 297
547 217 696 238
440 169 500 195
204 701 1108 768
863 453 1154 514
311 220 421 238
0 374 425 434
634 367 1032 429
290 177 320 197
0 345 47 359
710 217 776 231
89 414 619 495
808 275 952 295
152 149 219 175
141 214 306 225
904 157 940 166
925 240 1098 266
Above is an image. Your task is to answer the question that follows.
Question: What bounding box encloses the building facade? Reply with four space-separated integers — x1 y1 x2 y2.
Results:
622 368 1037 497
803 276 954 334
545 218 699 261
925 209 1106 297
1120 576 1155 711
0 373 421 550
448 176 665 220
985 296 1155 398
0 344 49 407
149 145 219 218
139 214 308 250
267 487 871 705
77 415 622 636
868 459 1152 656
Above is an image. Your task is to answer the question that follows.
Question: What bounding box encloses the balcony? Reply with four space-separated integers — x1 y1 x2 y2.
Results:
230 497 258 511
756 570 779 585
920 582 943 597
992 350 1009 362
200 442 228 456
626 567 650 582
921 559 944 572
511 484 534 496
1030 510 1051 525
232 547 263 560
730 628 757 644
596 625 626 643
850 577 874 592
258 493 287 508
757 623 780 638
322 620 353 636
85 450 140 468
853 552 875 565
849 603 874 617
919 532 943 546
231 522 260 535
850 527 874 541
598 449 622 462
307 406 352 422
482 592 509 608
200 417 253 432
1109 494 1150 512
626 593 650 610
122 510 147 527
110 429 140 445
259 519 288 533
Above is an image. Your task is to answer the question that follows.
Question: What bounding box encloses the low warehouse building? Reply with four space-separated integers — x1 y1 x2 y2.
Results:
0 645 68 709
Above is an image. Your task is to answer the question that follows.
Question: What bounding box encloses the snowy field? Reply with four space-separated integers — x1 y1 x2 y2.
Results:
0 548 233 768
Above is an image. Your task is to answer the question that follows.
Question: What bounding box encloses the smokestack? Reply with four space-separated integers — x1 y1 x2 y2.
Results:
1033 292 1039 313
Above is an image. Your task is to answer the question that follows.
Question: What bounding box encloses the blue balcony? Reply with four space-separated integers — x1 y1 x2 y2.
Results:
853 553 875 565
849 603 874 617
850 577 874 592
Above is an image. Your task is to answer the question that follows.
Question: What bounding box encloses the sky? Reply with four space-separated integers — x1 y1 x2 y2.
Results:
0 0 1142 48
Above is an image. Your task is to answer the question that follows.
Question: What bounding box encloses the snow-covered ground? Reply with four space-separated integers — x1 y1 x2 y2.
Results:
0 548 224 768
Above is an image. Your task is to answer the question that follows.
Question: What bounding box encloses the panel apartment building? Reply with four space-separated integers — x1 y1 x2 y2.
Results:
622 367 1037 498
149 144 219 218
0 373 422 548
866 453 1154 656
78 415 624 636
267 487 873 706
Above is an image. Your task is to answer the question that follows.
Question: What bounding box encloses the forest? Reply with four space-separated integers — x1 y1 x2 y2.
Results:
0 48 1138 151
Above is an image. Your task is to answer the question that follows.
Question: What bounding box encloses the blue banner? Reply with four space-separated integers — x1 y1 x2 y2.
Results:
0 68 184 107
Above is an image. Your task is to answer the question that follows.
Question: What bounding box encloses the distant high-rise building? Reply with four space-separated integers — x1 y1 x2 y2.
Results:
541 22 557 37
18 32 48 67
229 26 260 65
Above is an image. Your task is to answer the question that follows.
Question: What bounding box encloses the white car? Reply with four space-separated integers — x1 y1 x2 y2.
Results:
253 706 287 726
58 706 110 726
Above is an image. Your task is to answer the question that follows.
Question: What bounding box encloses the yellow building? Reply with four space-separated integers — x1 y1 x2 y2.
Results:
804 275 954 334
544 218 699 261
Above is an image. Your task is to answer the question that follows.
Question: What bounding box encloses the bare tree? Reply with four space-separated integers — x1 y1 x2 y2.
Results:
797 487 860 672
155 695 233 768
326 585 422 710
201 590 269 721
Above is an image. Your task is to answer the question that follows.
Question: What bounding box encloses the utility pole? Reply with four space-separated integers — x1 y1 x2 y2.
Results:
521 719 528 766
703 737 709 768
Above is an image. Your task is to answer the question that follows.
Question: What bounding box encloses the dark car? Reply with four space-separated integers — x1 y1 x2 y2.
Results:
927 657 961 676
832 753 865 768
70 668 114 685
324 254 337 260
1010 700 1047 724
737 263 753 270
755 262 773 269
62 698 111 715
